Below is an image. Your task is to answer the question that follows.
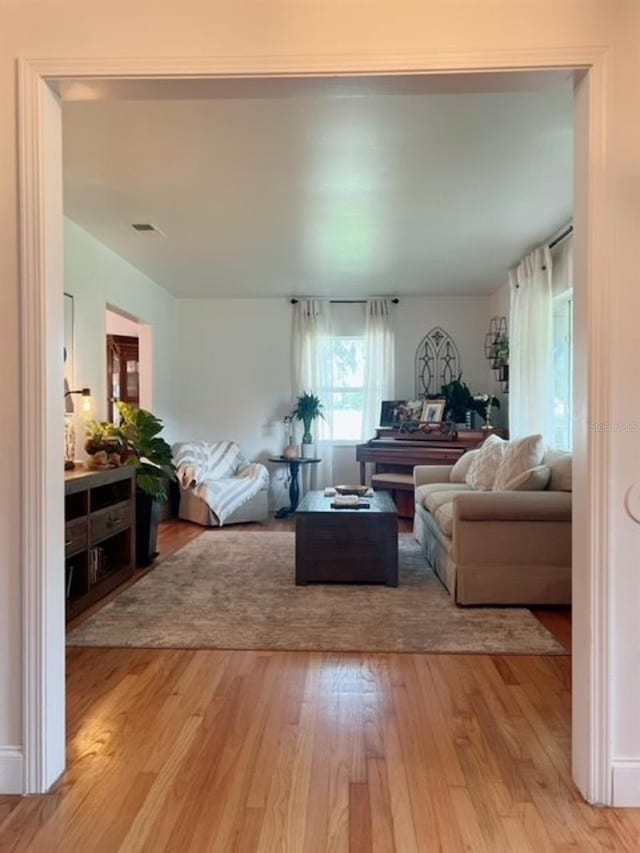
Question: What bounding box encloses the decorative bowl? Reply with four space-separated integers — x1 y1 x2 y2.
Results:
335 484 369 496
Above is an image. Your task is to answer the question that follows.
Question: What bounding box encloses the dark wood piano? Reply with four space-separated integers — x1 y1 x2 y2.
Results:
356 428 504 517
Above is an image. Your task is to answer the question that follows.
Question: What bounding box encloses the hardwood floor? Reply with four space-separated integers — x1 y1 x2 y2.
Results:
1 649 639 851
0 517 598 850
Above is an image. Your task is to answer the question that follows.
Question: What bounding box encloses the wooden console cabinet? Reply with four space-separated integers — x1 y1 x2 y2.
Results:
64 465 136 622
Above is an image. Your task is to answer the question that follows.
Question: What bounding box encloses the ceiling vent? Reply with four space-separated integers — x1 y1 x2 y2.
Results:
131 222 167 238
131 222 167 237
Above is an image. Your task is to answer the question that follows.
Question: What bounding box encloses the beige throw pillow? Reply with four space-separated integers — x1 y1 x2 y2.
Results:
503 464 551 491
544 448 573 491
450 448 480 483
493 434 545 491
465 434 507 491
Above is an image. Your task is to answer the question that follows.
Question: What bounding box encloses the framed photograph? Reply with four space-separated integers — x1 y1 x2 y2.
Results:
380 400 403 427
421 399 446 424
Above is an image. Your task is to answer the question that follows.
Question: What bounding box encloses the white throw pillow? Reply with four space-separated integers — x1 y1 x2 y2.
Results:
501 464 551 491
493 434 545 491
450 449 480 483
465 434 508 491
544 448 573 491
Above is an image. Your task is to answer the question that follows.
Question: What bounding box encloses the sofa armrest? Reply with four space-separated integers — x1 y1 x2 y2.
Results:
413 465 454 488
453 490 572 522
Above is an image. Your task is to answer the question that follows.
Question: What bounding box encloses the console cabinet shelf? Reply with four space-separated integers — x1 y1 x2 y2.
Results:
64 465 136 622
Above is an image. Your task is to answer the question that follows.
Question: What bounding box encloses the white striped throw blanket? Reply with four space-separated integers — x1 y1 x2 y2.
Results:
172 441 269 526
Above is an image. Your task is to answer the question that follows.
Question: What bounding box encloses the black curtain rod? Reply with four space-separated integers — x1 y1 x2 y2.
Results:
548 225 573 250
290 298 399 305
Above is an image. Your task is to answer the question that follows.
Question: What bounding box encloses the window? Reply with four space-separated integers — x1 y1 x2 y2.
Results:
552 292 573 450
550 234 574 450
293 299 394 448
327 336 366 441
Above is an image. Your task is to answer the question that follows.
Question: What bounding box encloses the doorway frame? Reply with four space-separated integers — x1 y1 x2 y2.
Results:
17 49 609 800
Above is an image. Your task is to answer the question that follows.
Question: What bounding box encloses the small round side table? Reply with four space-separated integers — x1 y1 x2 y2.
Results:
268 456 321 518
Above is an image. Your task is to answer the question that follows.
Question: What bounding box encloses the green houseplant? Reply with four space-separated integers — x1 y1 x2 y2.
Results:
438 373 500 425
292 391 324 445
116 402 176 566
116 401 175 501
86 404 176 565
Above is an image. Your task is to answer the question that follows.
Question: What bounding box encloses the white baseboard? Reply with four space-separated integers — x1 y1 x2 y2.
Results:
0 747 24 794
612 759 640 807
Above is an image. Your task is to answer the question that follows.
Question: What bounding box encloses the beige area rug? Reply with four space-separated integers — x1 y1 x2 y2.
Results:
68 532 566 654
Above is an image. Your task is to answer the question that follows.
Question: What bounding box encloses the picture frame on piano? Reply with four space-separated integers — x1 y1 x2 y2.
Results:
379 399 424 428
421 399 446 424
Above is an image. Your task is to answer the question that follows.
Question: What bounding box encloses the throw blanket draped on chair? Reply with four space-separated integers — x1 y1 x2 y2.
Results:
173 441 269 526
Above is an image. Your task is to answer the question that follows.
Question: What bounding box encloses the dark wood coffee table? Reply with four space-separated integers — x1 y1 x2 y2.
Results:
295 490 398 586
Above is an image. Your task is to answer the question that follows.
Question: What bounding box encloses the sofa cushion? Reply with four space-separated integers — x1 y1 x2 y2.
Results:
465 434 508 491
503 464 551 491
450 448 480 483
543 448 573 491
423 487 472 514
433 501 454 537
415 482 472 510
493 434 545 491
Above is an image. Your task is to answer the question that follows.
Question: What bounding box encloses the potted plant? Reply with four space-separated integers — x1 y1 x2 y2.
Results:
438 373 500 427
84 419 129 468
115 402 176 566
292 391 324 459
492 334 509 367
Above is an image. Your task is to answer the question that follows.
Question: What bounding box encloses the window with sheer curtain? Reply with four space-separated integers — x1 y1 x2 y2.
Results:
551 235 574 450
292 299 395 477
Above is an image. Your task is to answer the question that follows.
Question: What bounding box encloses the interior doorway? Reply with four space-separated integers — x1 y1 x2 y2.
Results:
17 56 612 805
107 333 139 421
105 306 153 421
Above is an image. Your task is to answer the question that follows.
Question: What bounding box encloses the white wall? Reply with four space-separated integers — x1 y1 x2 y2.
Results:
64 219 176 439
172 296 493 494
2 0 640 805
395 295 492 401
173 298 294 504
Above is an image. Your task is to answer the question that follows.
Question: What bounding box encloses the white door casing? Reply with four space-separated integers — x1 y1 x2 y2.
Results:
17 50 612 802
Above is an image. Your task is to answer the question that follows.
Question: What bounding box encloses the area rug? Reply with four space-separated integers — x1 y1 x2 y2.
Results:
67 532 566 654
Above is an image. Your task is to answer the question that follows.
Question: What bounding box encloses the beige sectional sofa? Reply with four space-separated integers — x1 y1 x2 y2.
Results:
413 443 572 606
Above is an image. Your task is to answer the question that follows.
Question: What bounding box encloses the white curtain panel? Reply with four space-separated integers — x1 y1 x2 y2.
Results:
551 232 573 297
363 299 396 439
291 299 334 488
509 246 554 441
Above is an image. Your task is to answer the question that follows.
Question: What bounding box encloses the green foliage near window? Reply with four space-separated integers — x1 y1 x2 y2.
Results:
292 391 325 444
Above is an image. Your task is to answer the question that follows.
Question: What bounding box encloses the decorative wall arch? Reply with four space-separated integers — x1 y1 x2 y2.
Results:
415 327 460 397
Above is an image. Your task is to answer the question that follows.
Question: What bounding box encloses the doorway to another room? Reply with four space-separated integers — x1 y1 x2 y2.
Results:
105 307 152 422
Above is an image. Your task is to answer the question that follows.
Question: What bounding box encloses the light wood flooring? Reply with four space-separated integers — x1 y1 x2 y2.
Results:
2 520 633 852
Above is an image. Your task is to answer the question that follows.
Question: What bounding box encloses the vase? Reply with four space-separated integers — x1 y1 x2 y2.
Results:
301 442 316 459
283 442 298 459
64 415 76 469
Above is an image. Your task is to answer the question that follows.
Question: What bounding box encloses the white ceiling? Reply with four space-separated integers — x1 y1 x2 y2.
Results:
61 74 573 298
